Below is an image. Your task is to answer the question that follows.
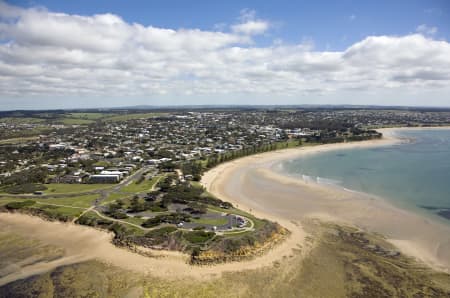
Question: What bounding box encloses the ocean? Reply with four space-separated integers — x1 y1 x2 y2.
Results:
279 129 450 224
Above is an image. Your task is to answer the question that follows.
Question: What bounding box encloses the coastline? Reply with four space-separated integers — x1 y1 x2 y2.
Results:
201 127 450 273
1 127 449 286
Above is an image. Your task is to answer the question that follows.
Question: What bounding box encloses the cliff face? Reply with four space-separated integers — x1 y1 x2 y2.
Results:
192 226 289 264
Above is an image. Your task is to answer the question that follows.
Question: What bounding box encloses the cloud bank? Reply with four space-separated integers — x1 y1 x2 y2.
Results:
0 2 449 107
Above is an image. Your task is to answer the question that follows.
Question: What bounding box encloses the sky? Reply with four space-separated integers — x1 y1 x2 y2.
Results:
0 0 449 110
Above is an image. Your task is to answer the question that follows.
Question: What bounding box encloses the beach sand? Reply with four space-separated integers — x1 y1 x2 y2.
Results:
202 128 450 273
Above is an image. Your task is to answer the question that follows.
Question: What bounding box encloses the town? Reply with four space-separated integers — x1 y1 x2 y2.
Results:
0 107 449 263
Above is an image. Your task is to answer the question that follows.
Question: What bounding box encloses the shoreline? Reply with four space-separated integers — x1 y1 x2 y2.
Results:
1 127 449 285
202 127 450 273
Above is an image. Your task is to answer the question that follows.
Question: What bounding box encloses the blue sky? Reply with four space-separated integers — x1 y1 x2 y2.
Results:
9 0 449 50
1 0 450 109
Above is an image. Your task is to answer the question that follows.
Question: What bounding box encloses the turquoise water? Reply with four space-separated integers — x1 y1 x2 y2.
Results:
279 129 450 223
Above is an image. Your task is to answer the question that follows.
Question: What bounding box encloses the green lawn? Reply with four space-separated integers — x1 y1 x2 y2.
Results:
101 192 130 205
121 176 160 193
34 194 98 208
44 183 111 194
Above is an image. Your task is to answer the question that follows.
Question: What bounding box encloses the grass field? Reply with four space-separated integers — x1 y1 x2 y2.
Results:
34 194 98 208
44 183 111 194
0 117 45 124
59 118 95 125
102 112 168 122
121 176 160 193
0 197 25 206
1 112 172 131
57 112 118 125
101 192 130 205
66 113 111 120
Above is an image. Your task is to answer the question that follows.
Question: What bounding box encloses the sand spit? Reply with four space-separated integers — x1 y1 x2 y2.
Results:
202 128 450 273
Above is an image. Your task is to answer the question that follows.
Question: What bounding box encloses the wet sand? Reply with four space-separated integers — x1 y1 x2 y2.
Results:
202 128 450 273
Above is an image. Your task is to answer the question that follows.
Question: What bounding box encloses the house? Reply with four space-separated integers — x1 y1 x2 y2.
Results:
51 175 82 184
49 144 66 150
89 174 120 183
100 170 124 179
147 159 161 165
132 156 143 162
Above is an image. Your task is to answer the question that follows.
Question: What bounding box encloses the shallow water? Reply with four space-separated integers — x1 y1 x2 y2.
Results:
279 129 450 224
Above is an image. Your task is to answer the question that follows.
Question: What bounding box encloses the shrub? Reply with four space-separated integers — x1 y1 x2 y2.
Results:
135 176 145 184
4 184 47 194
143 226 178 245
145 226 177 238
110 210 128 219
142 212 191 228
76 214 113 227
183 230 215 244
5 200 36 210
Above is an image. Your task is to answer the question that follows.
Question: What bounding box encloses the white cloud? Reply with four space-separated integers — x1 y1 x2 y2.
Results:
238 8 257 22
231 20 269 35
0 2 449 106
416 24 438 36
231 9 270 36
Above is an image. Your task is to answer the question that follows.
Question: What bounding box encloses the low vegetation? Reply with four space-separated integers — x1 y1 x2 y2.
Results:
1 199 82 222
3 183 47 194
183 230 215 244
141 213 191 228
4 200 36 210
120 176 160 193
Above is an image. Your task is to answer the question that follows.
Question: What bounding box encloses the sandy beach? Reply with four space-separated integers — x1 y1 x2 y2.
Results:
202 127 450 273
